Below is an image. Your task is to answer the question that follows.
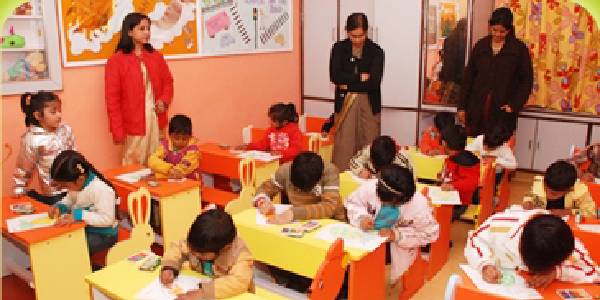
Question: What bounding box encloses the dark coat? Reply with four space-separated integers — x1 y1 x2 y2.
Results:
329 38 385 114
459 35 533 135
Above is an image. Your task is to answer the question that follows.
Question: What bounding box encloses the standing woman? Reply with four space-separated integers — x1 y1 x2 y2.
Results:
458 7 532 136
105 12 174 165
330 13 384 171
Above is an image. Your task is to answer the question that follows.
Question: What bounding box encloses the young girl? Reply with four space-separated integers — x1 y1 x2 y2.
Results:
13 91 76 205
345 164 439 285
105 12 174 166
246 103 302 163
48 150 118 256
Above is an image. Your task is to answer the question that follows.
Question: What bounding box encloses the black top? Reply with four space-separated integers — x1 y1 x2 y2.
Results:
329 38 385 114
546 196 566 210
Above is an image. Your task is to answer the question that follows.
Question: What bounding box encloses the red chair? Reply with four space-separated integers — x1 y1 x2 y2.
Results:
308 238 347 300
398 250 428 299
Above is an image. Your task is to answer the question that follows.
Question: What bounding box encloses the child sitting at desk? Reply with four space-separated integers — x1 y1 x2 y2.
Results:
571 143 600 182
465 208 599 287
349 135 412 179
161 209 254 299
440 124 480 220
253 151 344 224
48 150 118 257
346 164 439 284
419 111 455 156
523 160 596 218
148 114 200 180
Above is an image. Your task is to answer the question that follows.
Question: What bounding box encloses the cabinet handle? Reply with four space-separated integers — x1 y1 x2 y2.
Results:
528 140 532 149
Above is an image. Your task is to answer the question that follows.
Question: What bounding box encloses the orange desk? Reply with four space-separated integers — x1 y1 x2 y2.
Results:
105 165 201 248
568 217 600 264
2 196 91 300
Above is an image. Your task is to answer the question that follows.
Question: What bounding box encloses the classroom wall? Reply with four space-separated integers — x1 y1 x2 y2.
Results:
1 0 301 196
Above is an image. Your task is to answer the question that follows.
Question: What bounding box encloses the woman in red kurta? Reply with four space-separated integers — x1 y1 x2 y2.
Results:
105 12 174 165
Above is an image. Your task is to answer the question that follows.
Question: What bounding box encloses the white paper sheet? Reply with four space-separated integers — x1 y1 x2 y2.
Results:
427 186 461 205
344 171 371 184
315 223 387 252
6 213 56 233
255 204 292 225
115 168 152 184
235 150 281 162
577 224 600 234
136 275 207 300
459 264 542 300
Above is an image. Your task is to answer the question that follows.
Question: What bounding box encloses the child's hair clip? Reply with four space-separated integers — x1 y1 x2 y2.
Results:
76 163 85 174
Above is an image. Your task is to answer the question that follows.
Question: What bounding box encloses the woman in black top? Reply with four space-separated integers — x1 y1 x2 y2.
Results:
458 7 533 136
329 13 385 170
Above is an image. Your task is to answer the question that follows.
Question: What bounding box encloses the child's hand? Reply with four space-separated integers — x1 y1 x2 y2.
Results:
522 201 534 210
257 200 275 216
526 269 556 289
358 169 372 179
359 216 374 230
160 268 175 286
440 183 455 191
57 214 74 225
267 209 294 225
338 84 348 90
176 289 204 300
379 228 395 241
48 206 60 219
482 265 501 284
360 73 370 82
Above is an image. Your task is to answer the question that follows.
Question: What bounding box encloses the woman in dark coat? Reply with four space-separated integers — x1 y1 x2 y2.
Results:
458 7 533 136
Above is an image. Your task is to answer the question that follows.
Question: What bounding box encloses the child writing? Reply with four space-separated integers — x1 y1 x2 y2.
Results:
246 103 302 163
465 208 599 287
148 114 200 180
48 150 118 256
419 111 455 156
571 143 600 182
13 91 76 205
346 164 439 284
349 135 412 179
160 209 254 299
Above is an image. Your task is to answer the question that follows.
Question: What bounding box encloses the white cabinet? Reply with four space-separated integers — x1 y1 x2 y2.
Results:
339 0 374 39
381 109 417 147
514 118 537 169
303 99 334 118
591 125 600 143
302 0 337 99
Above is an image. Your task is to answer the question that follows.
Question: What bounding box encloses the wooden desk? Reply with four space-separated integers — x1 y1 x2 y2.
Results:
232 209 386 300
104 165 201 248
2 197 91 300
85 258 263 299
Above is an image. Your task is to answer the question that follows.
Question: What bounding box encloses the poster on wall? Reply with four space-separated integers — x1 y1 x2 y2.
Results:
199 0 292 55
58 0 201 66
439 2 458 38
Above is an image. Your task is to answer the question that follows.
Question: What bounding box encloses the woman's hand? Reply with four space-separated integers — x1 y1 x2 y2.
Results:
500 105 513 113
360 73 370 82
155 100 167 113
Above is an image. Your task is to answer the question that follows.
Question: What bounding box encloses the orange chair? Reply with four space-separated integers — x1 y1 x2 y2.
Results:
398 250 428 299
308 238 347 300
584 181 600 207
477 159 496 227
495 170 511 213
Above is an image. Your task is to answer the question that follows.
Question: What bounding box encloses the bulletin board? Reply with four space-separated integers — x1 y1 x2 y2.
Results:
199 0 292 55
58 0 201 66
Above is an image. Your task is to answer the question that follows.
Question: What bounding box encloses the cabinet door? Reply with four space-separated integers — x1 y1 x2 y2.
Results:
533 120 588 171
339 0 374 39
381 109 417 146
514 117 537 169
302 0 338 99
303 99 334 118
373 0 421 108
591 125 600 144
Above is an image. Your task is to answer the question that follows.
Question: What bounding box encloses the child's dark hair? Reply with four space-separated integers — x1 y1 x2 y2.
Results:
370 136 397 172
483 123 512 149
441 124 467 150
116 13 154 54
544 160 577 192
291 152 324 192
376 165 415 205
519 214 574 273
489 7 514 34
345 13 368 31
434 112 455 131
20 91 60 127
169 114 192 135
187 208 236 253
50 150 116 194
268 102 299 124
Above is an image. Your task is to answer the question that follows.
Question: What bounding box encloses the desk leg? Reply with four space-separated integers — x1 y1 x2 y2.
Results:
160 187 201 248
29 228 91 300
319 144 333 163
426 205 452 280
349 244 386 300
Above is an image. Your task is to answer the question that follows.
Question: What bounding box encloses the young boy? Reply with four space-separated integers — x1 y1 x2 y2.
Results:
160 209 254 299
148 114 200 180
440 124 480 219
253 151 344 224
349 135 412 179
523 160 596 218
419 111 455 156
465 208 598 287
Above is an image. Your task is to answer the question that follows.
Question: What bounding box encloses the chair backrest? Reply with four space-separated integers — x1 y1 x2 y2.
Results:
225 158 256 215
308 239 347 300
584 181 600 207
477 159 496 227
308 134 321 153
398 249 427 299
106 187 155 265
409 147 446 181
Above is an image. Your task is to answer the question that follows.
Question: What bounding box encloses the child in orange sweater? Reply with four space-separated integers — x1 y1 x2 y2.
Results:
419 111 455 156
247 103 302 163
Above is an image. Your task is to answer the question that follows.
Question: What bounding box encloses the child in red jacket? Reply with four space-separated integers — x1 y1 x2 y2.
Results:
419 111 455 156
440 124 480 220
247 103 302 163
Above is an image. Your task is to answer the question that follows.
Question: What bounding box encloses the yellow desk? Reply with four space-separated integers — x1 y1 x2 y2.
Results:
406 147 446 181
85 258 263 299
232 210 386 300
339 171 364 201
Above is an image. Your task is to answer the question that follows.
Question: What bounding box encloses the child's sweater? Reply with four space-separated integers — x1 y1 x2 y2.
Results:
444 150 480 205
148 137 200 180
419 126 445 155
247 123 302 163
466 134 516 170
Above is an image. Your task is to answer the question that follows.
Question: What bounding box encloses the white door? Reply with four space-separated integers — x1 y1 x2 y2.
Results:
514 117 537 169
381 109 418 147
373 0 421 108
591 125 600 144
339 0 375 39
303 99 335 118
302 0 338 99
533 120 588 171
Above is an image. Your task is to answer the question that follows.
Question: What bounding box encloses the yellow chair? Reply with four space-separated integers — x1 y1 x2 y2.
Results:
106 187 155 265
225 158 256 215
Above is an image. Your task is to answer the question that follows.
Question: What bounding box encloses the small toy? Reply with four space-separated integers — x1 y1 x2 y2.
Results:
1 26 26 48
139 255 161 271
127 252 149 262
5 51 47 81
9 202 34 214
13 2 33 15
281 227 304 238
297 220 321 233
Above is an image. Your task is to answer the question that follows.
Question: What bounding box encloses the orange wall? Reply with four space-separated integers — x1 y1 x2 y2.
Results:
1 1 301 196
